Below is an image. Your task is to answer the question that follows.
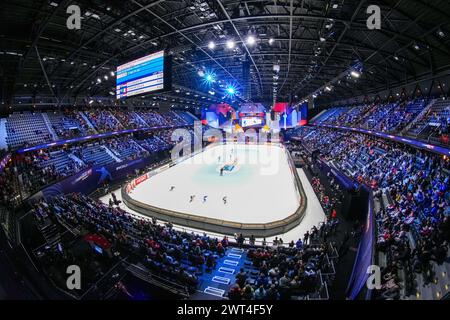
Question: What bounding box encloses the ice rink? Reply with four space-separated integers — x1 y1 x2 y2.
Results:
101 168 326 244
127 143 301 224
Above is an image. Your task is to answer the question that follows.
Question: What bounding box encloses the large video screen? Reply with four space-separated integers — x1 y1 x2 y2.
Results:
116 50 171 99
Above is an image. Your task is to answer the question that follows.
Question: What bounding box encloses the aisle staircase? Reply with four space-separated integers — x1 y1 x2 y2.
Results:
132 111 148 127
196 247 247 299
41 113 59 141
402 99 436 135
79 111 98 133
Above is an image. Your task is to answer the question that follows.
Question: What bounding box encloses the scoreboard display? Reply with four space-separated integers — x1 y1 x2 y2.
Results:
116 50 171 99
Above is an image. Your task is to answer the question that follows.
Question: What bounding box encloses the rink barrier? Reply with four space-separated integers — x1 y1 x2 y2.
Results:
122 143 307 238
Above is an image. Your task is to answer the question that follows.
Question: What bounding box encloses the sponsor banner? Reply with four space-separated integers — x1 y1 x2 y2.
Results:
37 155 157 200
125 163 171 194
134 173 148 186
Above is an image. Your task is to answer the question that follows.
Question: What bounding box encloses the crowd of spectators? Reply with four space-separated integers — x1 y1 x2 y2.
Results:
109 109 147 129
49 109 96 139
138 135 171 153
228 243 328 300
0 126 198 203
362 103 399 131
84 110 124 133
328 104 373 127
310 176 340 219
0 166 19 208
30 191 337 300
137 110 170 127
9 153 61 199
32 193 233 291
105 135 149 161
3 108 195 152
375 100 426 133
314 98 449 147
289 126 450 299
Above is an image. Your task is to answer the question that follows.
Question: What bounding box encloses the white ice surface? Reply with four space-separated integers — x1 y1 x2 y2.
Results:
100 167 326 244
127 143 300 224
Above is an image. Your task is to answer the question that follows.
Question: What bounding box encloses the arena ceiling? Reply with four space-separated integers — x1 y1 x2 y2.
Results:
0 0 449 109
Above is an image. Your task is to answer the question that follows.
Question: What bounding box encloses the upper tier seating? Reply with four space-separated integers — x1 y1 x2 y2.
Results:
360 103 399 130
105 136 148 160
407 99 450 145
46 110 93 139
289 126 450 300
313 107 351 124
136 110 170 127
0 126 200 200
312 100 427 134
84 110 124 133
75 143 116 166
376 99 426 133
331 104 372 126
175 111 198 125
2 108 199 150
110 109 148 129
137 135 171 153
160 111 189 126
5 112 53 148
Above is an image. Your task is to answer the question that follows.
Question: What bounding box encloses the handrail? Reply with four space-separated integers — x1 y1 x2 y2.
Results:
80 257 129 299
125 262 190 298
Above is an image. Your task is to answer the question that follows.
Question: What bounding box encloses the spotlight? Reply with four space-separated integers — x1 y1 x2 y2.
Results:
268 38 274 45
350 70 361 78
110 71 115 77
208 41 215 49
104 75 108 80
226 86 236 95
203 71 216 84
246 35 256 46
226 39 235 49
